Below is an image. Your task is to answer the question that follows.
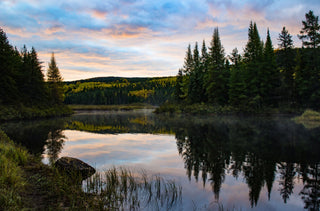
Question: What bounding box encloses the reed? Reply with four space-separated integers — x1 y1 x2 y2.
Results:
84 166 182 210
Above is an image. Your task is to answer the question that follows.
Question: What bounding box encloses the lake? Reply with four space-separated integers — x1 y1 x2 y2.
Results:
1 109 320 210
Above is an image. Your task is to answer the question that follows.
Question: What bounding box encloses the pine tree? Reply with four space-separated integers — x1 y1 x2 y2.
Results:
180 44 193 100
243 22 264 109
206 27 228 105
188 42 202 103
278 27 295 106
298 10 320 48
278 27 293 49
47 53 64 104
262 29 279 106
0 28 19 104
200 40 208 102
182 44 193 75
174 69 184 102
297 11 320 108
228 48 241 68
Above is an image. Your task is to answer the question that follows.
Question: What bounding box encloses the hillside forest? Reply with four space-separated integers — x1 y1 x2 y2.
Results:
64 77 176 105
173 10 320 111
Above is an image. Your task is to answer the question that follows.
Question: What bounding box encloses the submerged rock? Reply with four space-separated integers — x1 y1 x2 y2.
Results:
55 157 95 180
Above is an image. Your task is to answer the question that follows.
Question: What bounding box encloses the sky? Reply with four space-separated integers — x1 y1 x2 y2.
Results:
1 0 320 81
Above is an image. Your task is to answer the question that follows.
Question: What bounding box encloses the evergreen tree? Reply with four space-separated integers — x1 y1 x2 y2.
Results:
229 48 241 67
174 69 184 102
47 53 64 104
200 40 208 102
182 44 193 75
297 10 320 108
278 27 293 49
243 22 264 109
262 29 279 106
180 44 193 100
0 28 19 104
298 10 320 48
228 49 246 108
277 27 295 106
206 27 228 105
188 42 202 103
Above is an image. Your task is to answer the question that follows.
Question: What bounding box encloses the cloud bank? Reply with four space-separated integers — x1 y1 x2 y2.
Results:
1 0 319 80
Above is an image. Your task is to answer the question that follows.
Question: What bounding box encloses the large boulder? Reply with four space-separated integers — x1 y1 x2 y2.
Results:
55 157 96 180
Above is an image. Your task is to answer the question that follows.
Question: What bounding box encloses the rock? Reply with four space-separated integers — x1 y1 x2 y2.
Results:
55 157 96 180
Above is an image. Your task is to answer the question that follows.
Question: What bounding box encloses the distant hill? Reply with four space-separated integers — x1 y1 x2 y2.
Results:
65 76 175 84
64 76 177 105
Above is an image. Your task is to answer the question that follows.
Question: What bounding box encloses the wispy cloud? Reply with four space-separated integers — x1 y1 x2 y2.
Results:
0 0 319 80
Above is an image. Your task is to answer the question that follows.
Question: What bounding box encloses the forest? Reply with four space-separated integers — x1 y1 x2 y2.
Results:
171 10 320 112
64 77 176 105
0 28 70 120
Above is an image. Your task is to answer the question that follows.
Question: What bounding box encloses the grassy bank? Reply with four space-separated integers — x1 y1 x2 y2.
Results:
292 109 320 129
69 103 156 111
0 130 181 210
0 130 28 210
0 104 73 121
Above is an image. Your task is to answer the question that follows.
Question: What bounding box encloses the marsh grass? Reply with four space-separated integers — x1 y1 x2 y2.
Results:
84 167 182 210
0 130 28 210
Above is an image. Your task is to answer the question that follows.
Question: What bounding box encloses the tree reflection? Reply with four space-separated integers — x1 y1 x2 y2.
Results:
174 117 320 207
45 129 66 165
300 164 320 210
278 162 296 203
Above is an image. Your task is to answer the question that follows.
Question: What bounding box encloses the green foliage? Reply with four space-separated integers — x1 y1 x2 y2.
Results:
206 27 229 105
0 104 73 121
0 130 29 210
293 109 320 129
0 27 71 120
47 53 64 104
170 10 320 113
298 10 320 48
64 77 176 105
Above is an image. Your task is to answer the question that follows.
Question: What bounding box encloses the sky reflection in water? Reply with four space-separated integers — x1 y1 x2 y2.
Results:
54 128 306 211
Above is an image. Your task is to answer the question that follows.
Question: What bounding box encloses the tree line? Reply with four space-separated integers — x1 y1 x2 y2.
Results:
0 27 64 107
174 10 320 111
64 77 176 105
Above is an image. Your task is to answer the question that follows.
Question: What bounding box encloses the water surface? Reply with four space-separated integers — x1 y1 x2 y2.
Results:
2 109 320 210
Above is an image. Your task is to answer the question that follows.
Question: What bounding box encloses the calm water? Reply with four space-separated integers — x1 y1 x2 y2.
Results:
1 109 320 210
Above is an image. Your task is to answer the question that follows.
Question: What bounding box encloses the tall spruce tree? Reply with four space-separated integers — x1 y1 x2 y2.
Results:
206 27 228 105
278 27 295 106
243 22 264 109
174 69 184 102
262 29 279 106
180 44 193 100
228 48 246 108
297 10 320 108
200 40 208 102
0 28 19 104
188 42 202 103
47 53 64 104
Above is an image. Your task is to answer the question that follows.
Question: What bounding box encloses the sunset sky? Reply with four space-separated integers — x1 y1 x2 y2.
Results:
1 0 320 81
